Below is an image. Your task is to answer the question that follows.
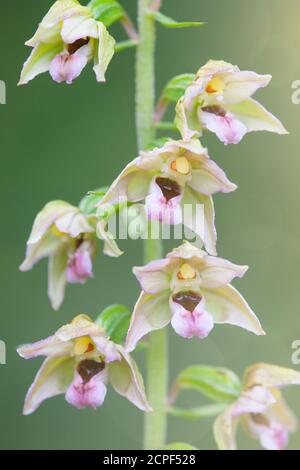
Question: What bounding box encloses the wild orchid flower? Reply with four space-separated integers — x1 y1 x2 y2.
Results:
98 139 237 255
17 314 151 414
19 0 115 85
214 363 300 450
125 241 264 352
20 200 121 310
176 60 287 144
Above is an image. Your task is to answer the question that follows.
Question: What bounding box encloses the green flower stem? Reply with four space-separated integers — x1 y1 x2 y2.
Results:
136 0 168 450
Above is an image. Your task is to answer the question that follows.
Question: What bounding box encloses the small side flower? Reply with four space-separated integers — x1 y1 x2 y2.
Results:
17 314 151 414
214 363 300 450
176 60 287 144
19 0 116 85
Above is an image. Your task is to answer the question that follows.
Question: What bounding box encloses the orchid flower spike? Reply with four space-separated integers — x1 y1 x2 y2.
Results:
125 241 264 352
17 314 151 414
176 60 287 145
19 0 115 85
20 200 121 310
98 139 237 255
214 363 300 450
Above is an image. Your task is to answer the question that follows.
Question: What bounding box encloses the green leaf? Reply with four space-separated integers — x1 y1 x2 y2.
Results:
162 73 196 103
164 442 198 450
169 403 227 420
115 39 138 53
88 0 125 27
79 187 108 215
176 365 241 403
149 10 204 29
95 304 131 344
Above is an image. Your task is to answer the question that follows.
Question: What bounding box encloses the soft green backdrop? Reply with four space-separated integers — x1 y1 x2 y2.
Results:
1 0 300 450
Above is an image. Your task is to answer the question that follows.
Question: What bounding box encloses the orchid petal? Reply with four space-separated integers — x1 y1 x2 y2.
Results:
25 0 90 47
125 291 171 352
22 356 74 415
24 201 74 246
55 314 105 342
202 285 265 335
182 187 217 256
170 298 214 339
133 259 171 294
93 22 115 82
189 159 237 195
49 51 88 84
61 16 98 44
109 347 152 411
91 336 121 363
97 219 123 257
17 335 72 359
226 98 288 135
201 110 247 145
65 369 107 410
199 256 248 288
19 43 63 85
213 406 238 450
222 71 271 104
48 246 68 310
244 363 300 390
19 232 62 272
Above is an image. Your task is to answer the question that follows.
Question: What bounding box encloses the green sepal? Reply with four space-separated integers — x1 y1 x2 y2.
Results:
149 10 204 29
175 365 241 403
95 304 131 344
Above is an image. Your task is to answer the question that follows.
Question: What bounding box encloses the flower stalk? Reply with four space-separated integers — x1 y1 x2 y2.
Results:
135 0 168 450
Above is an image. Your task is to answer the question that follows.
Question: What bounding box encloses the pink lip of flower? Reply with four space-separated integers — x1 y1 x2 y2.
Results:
18 0 116 85
213 363 300 450
176 59 288 144
98 138 237 255
125 241 265 352
66 241 94 284
16 315 152 415
49 49 89 85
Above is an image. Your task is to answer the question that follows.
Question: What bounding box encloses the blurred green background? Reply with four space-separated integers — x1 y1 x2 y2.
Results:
1 0 300 450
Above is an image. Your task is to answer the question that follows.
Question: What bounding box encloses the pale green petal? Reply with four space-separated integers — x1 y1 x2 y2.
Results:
23 356 74 415
109 346 152 411
125 291 171 352
213 406 238 450
244 363 300 390
226 98 288 135
61 15 98 44
24 201 74 246
48 246 68 310
203 284 265 335
175 98 201 140
93 22 115 82
181 187 217 256
26 0 90 46
20 232 61 271
19 43 63 85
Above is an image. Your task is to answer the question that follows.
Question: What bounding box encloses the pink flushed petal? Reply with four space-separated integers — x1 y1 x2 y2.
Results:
66 245 93 284
65 371 107 410
201 110 247 145
259 423 289 451
145 181 183 225
49 51 88 84
170 298 214 339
